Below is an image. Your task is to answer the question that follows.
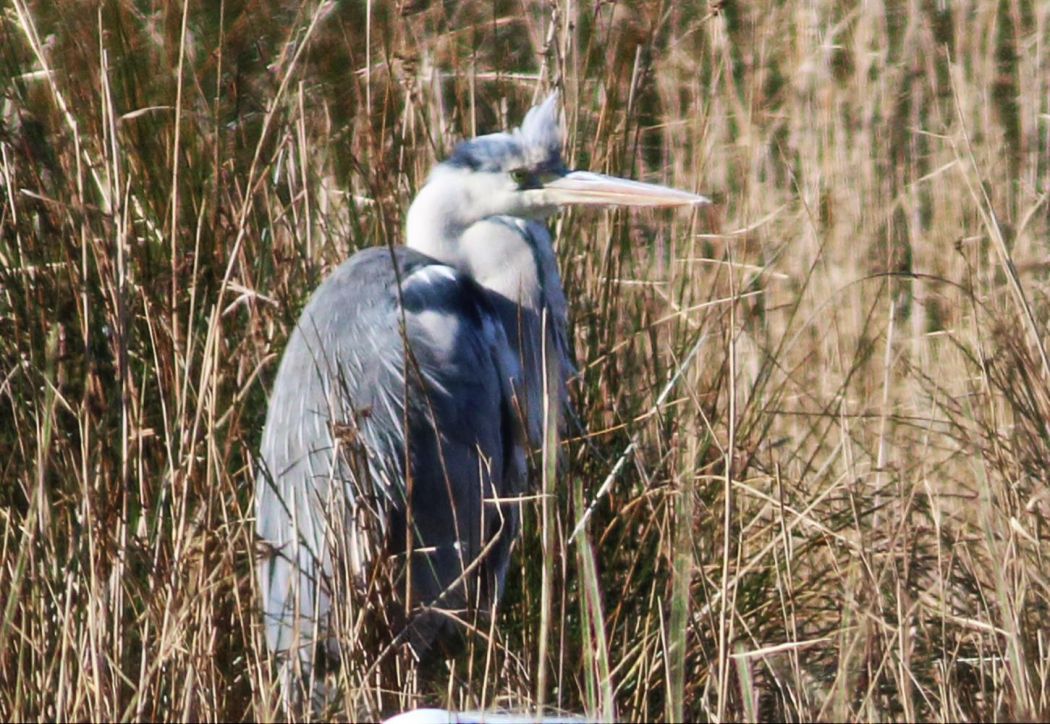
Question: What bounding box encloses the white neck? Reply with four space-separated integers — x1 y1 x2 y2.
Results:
405 178 468 267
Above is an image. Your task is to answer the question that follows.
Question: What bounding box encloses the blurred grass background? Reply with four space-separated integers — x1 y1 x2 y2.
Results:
2 0 1049 720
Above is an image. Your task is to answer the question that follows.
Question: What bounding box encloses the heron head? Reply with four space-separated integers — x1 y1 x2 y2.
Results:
410 94 707 240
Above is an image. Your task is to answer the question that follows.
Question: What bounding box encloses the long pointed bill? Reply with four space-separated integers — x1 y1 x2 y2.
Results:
543 170 709 208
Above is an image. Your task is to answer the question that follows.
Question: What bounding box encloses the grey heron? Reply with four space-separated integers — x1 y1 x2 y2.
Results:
255 93 706 708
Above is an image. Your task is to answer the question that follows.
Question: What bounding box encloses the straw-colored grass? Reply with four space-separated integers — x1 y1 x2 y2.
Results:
2 0 1049 720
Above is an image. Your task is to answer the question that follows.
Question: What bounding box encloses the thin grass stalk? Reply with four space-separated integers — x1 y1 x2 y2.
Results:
537 310 557 714
667 429 697 722
733 642 757 723
716 248 738 722
168 0 191 385
573 485 614 723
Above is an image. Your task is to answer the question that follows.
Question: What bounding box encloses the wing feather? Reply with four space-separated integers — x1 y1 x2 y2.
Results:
255 246 524 684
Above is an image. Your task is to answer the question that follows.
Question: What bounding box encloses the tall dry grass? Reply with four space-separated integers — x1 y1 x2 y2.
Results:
2 0 1049 720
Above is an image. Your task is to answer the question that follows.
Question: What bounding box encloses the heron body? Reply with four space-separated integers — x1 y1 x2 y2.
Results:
256 246 527 662
255 94 706 707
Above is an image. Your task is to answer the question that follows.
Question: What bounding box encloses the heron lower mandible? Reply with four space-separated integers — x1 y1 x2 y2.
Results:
255 93 707 708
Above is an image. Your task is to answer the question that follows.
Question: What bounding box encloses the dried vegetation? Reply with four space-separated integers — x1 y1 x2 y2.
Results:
2 0 1049 720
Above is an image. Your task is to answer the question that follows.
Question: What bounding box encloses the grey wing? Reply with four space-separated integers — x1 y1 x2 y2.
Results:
524 219 577 418
255 247 525 680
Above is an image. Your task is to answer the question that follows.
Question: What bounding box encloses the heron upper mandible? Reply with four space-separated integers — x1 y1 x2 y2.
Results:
255 93 707 707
